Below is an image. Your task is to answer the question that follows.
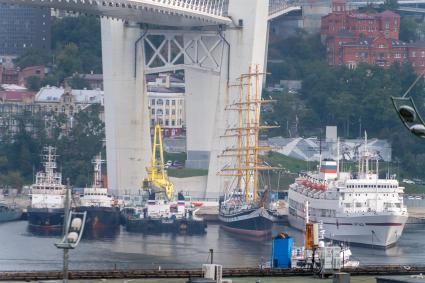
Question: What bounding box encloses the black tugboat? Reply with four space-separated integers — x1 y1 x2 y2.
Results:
28 146 65 232
76 154 120 230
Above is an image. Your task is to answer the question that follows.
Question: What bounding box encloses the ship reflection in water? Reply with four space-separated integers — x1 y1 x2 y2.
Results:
1 221 425 271
219 225 273 242
27 224 120 241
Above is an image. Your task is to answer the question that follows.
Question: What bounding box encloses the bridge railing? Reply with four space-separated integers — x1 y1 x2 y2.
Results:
150 0 229 17
269 0 300 16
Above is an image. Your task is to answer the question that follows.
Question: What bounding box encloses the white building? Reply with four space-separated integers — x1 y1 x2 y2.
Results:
147 74 185 137
35 86 103 116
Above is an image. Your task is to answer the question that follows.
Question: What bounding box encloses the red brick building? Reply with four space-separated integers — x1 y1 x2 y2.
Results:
0 64 46 86
18 65 46 86
321 0 425 73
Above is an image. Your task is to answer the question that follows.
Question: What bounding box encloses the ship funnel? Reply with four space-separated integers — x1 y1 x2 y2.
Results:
320 160 338 180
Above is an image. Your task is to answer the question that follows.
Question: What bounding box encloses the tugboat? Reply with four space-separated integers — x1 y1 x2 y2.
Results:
28 146 66 232
218 65 275 237
125 123 206 234
76 154 120 230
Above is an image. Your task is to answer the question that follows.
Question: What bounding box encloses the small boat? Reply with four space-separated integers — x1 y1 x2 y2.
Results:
0 202 23 223
192 201 204 207
415 196 422 200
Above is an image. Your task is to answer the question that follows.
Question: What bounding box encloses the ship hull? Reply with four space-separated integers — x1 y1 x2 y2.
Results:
76 206 120 230
0 208 23 223
288 208 408 248
27 207 64 231
219 207 274 237
126 218 207 234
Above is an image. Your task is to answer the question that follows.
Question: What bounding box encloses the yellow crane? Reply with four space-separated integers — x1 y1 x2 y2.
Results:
143 123 174 201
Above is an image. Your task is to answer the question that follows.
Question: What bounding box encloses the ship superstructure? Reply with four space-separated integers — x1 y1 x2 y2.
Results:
288 135 408 248
76 154 120 230
28 146 66 230
218 65 276 237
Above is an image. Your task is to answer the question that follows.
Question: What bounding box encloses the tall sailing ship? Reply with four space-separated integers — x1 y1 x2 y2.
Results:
218 65 275 237
288 135 408 248
76 154 120 230
28 146 66 231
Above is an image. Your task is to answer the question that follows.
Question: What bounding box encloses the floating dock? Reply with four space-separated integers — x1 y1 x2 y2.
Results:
407 208 425 225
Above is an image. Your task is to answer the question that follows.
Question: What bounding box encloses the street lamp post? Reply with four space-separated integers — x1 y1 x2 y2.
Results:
55 179 86 283
391 71 425 138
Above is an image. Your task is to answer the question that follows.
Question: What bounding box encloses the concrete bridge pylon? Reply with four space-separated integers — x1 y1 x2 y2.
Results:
101 19 151 195
186 0 270 199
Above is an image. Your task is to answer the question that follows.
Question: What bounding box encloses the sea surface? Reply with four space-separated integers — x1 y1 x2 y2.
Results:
0 218 425 271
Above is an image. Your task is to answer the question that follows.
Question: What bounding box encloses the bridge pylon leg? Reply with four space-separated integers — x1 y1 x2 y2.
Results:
184 0 270 199
101 19 151 195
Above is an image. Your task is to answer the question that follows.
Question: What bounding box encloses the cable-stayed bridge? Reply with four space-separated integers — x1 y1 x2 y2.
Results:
0 0 307 197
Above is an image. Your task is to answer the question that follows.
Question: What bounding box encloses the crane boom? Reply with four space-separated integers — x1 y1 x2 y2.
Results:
143 123 174 200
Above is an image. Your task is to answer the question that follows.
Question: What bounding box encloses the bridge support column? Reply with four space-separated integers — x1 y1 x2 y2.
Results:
101 19 151 195
185 0 270 198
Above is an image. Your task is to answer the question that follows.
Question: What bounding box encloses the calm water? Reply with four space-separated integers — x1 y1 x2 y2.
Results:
0 219 425 271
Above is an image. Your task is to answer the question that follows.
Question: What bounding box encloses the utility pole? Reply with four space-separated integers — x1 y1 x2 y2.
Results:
63 178 71 283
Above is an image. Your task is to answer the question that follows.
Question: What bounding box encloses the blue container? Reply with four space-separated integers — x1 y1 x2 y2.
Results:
271 235 293 268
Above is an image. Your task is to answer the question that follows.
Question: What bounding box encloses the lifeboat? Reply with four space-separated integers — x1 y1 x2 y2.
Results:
192 201 203 207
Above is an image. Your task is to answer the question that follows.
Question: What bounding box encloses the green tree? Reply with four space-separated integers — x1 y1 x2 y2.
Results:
381 0 399 10
14 48 50 69
55 43 83 81
25 76 42 91
52 16 102 74
68 75 92 89
0 171 25 191
400 16 418 42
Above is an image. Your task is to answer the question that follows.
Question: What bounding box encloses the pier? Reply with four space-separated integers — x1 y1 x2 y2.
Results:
407 207 425 224
1 266 425 281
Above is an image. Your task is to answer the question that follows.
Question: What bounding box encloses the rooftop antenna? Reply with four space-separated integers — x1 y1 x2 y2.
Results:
337 137 340 178
319 128 323 173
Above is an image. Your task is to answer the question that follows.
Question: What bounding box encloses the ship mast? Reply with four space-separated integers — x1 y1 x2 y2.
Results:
219 65 277 205
92 153 105 188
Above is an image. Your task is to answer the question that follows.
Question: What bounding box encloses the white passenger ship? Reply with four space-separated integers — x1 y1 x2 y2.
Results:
288 136 408 248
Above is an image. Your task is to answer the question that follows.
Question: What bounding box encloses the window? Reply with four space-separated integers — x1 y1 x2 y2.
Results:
166 100 169 105
379 44 384 48
166 109 169 115
151 109 155 115
151 99 155 105
172 100 176 105
421 51 425 57
171 120 175 126
172 109 176 115
412 51 416 57
165 120 169 126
